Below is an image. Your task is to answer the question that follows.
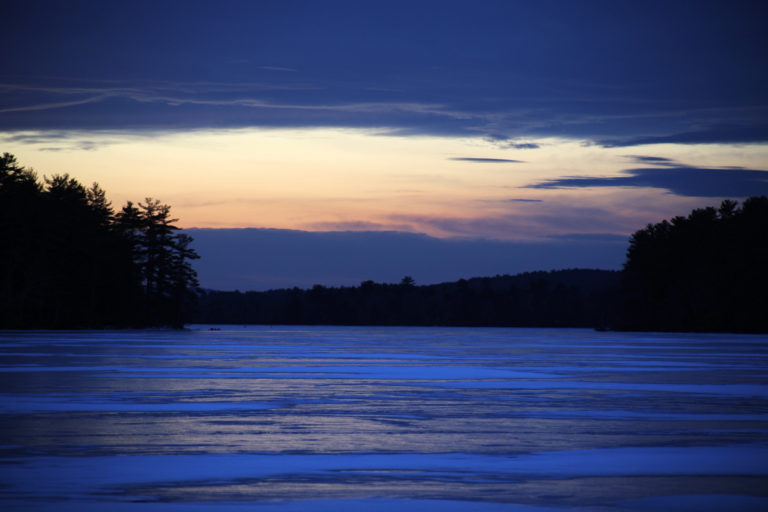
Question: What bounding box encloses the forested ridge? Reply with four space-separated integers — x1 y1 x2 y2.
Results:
0 153 199 328
193 269 621 327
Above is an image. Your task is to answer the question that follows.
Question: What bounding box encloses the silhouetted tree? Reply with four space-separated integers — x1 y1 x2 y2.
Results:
622 197 768 332
0 153 44 326
0 154 199 328
116 198 200 326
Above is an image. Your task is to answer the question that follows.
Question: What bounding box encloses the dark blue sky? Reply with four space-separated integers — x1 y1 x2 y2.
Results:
3 0 768 144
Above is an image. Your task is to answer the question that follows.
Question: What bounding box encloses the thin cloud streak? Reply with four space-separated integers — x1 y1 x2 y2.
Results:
0 82 461 119
450 157 525 163
474 198 544 204
623 155 677 166
0 95 106 113
304 220 416 232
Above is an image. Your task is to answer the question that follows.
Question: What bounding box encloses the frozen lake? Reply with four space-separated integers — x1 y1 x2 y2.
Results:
1 326 767 511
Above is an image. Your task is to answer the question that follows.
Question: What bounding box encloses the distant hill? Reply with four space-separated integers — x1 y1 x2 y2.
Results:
184 227 627 291
192 269 622 328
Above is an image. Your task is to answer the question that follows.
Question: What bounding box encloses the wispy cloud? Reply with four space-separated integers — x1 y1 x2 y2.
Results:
0 81 463 120
486 139 541 149
624 155 677 166
0 130 130 151
36 141 98 151
450 157 525 163
0 81 316 95
303 220 415 232
1 132 71 143
474 198 544 204
0 95 106 113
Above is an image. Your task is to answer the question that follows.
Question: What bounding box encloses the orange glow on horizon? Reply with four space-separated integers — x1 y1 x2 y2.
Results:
4 128 767 240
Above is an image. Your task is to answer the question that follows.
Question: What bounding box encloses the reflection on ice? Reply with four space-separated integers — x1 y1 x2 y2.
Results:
7 445 768 486
4 447 768 510
0 395 277 413
427 380 768 396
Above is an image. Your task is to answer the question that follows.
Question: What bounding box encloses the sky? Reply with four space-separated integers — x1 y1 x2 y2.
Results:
3 1 768 289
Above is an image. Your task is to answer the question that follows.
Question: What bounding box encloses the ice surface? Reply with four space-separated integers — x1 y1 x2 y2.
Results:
1 326 767 511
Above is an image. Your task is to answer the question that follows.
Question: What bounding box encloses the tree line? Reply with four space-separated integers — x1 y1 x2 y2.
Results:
0 153 199 328
193 269 622 328
193 197 768 333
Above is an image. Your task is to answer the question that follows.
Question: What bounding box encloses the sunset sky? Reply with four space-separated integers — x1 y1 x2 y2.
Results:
3 1 768 289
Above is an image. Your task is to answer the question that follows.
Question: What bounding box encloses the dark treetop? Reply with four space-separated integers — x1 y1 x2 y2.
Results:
621 196 768 333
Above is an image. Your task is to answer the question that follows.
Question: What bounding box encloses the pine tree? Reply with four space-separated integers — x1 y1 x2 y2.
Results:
1 153 200 328
0 153 44 326
117 198 200 326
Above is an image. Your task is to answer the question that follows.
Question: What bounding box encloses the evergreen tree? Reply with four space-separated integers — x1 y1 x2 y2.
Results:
0 154 199 328
117 198 200 326
622 197 768 332
0 153 44 326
